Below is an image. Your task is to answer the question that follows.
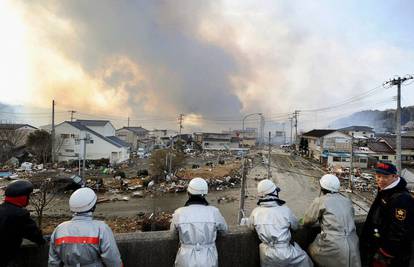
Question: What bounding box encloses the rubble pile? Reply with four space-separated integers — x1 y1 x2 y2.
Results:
329 166 377 198
141 212 172 232
177 162 241 180
40 215 150 234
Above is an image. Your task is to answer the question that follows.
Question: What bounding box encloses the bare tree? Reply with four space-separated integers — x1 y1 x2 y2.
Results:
30 178 59 228
149 149 185 180
0 127 27 163
26 130 51 163
54 135 65 160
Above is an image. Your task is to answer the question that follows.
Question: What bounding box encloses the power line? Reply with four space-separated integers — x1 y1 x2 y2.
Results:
301 85 384 113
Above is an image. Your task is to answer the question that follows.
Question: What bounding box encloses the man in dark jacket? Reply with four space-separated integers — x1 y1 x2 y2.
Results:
0 180 45 267
361 162 414 267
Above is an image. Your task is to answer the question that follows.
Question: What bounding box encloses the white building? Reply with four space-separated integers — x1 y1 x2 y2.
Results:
302 129 352 162
339 126 375 139
76 120 116 136
200 133 231 150
55 121 130 164
116 126 149 150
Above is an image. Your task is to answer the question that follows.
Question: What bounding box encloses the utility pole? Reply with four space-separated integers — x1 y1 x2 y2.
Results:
238 157 248 223
69 110 76 122
267 131 271 179
293 110 300 145
178 114 184 135
259 115 265 148
81 133 90 180
289 117 293 145
51 100 55 163
349 133 354 192
127 117 130 127
384 75 413 174
169 152 173 176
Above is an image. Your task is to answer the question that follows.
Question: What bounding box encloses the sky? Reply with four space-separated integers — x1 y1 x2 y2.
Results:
0 0 413 132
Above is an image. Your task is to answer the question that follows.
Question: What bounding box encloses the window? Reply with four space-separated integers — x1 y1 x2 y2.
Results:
382 156 388 160
70 134 76 138
359 158 367 163
65 149 74 153
333 157 341 162
61 134 70 139
89 140 94 144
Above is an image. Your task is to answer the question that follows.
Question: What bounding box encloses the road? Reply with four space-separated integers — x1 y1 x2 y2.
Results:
241 150 321 218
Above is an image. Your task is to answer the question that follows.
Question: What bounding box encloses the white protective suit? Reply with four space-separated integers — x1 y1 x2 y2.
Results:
303 193 361 267
170 204 228 267
249 199 313 267
48 213 123 267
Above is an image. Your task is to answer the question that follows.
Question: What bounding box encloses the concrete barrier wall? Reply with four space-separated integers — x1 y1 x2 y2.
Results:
9 216 388 267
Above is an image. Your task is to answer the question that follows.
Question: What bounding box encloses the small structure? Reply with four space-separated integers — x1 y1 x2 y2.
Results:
116 126 149 151
195 133 231 150
367 140 396 165
379 136 414 166
301 129 351 162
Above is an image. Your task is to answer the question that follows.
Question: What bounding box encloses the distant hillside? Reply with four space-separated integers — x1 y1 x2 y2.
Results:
330 106 414 132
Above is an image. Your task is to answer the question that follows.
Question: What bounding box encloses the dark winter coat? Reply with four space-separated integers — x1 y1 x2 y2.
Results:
0 202 45 266
361 178 414 266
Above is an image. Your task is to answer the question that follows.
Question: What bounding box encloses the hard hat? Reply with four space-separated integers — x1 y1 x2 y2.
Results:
187 177 208 195
5 180 33 197
320 174 340 192
257 179 277 196
69 187 97 213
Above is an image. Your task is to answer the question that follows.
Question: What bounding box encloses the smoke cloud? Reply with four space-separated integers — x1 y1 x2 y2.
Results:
2 0 414 130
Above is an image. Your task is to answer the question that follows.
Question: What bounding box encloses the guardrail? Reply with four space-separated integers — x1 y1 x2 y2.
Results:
11 216 412 267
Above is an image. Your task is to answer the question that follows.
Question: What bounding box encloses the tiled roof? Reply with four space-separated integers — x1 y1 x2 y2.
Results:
119 127 148 134
302 129 336 138
65 121 125 148
381 136 414 150
367 141 395 154
76 120 110 127
339 126 374 132
0 124 37 130
107 136 130 148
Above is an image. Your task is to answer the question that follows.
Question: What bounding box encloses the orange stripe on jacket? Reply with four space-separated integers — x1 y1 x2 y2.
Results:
55 236 100 246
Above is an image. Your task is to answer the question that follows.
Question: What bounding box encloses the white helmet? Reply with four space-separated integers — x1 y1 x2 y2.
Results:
187 177 208 195
257 179 277 196
69 187 97 213
320 174 340 192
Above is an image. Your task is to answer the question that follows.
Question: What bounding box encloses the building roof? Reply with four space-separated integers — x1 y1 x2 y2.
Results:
64 121 126 148
367 141 395 154
381 136 414 150
76 120 111 127
107 136 130 148
0 124 37 130
302 129 336 138
339 126 374 132
118 126 148 134
202 133 231 141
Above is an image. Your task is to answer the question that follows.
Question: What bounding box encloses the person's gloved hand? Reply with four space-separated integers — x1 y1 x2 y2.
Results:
372 248 393 267
240 217 249 226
